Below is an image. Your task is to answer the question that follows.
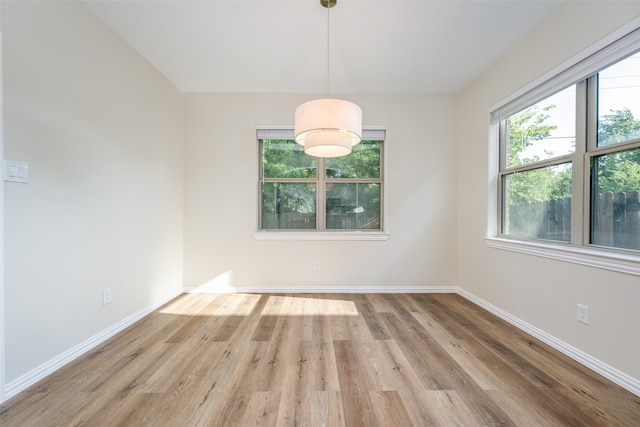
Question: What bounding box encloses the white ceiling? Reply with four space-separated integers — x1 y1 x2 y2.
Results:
84 0 566 94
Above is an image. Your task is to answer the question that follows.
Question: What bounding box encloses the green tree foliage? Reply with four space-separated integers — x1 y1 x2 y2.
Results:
507 104 557 167
505 164 571 205
506 106 640 205
262 139 316 178
598 107 640 147
260 139 383 229
505 105 570 204
261 140 317 227
594 149 640 193
325 141 381 222
262 139 381 179
595 108 640 193
326 140 381 179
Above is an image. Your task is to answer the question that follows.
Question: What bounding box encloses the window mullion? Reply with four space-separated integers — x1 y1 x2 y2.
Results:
496 120 508 235
582 77 598 246
317 157 326 231
499 120 508 171
586 75 599 152
572 80 588 246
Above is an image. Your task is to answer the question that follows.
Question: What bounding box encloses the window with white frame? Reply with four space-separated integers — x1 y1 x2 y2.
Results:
494 29 640 252
257 127 385 232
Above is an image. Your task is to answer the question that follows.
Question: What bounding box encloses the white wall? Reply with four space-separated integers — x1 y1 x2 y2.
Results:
457 2 640 381
184 93 458 290
2 2 184 383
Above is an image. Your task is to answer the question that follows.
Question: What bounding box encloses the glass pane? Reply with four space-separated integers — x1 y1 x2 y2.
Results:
325 140 381 179
502 163 572 241
261 183 316 229
591 148 640 250
326 183 381 229
262 139 316 178
597 52 640 147
506 85 576 167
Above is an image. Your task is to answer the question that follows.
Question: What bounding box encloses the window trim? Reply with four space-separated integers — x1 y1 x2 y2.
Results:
490 27 640 124
254 231 390 241
256 125 387 239
488 24 640 272
485 237 640 277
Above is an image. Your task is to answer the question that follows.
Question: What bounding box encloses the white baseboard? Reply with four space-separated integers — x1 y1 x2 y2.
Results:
2 288 182 402
184 284 457 294
456 288 640 398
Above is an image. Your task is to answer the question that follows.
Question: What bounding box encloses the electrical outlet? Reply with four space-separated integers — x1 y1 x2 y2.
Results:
577 304 589 324
103 288 112 305
313 261 321 271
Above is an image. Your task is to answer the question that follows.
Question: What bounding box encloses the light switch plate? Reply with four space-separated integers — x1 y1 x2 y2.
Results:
4 160 29 183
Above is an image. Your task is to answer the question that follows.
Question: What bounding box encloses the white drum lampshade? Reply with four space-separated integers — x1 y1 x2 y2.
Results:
294 99 362 158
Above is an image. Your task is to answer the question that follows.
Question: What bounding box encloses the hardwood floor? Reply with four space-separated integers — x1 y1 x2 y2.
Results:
2 293 639 426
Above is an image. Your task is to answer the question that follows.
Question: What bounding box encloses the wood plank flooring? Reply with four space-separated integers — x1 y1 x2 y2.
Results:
2 293 639 426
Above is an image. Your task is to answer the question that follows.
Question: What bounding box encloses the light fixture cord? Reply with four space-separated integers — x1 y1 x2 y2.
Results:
327 2 330 94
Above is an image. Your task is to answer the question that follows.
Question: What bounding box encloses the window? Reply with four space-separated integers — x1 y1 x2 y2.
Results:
500 85 576 242
257 127 385 233
591 53 640 250
495 29 640 254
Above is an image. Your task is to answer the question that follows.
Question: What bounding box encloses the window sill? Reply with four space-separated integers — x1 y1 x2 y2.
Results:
254 231 390 241
484 237 640 277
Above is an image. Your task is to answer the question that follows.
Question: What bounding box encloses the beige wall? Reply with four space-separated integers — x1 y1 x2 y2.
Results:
1 0 5 402
183 93 458 289
3 0 640 398
3 2 184 382
457 2 640 381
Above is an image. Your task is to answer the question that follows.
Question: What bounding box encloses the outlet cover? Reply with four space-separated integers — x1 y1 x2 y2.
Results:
577 304 589 324
103 288 112 305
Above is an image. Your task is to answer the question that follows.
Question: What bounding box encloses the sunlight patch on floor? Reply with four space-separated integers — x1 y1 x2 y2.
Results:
159 293 359 316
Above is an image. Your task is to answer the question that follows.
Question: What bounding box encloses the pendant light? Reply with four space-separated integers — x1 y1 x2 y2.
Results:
294 0 362 158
